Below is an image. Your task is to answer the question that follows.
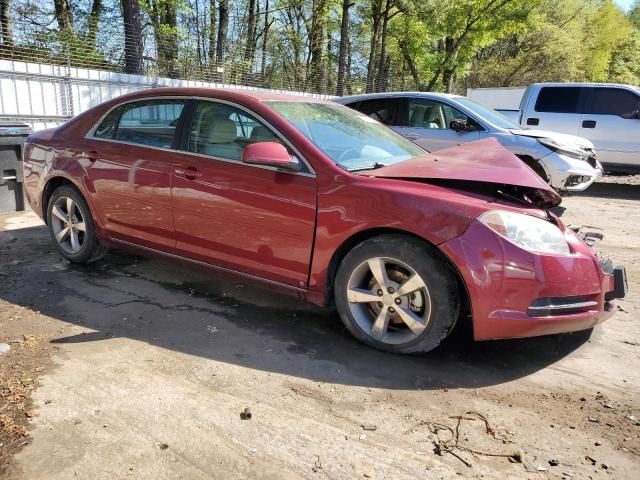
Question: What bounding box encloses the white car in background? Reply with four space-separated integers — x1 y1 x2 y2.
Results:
335 92 603 192
499 83 640 173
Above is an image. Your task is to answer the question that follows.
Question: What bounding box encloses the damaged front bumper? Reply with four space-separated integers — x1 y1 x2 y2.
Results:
541 151 603 192
440 220 625 341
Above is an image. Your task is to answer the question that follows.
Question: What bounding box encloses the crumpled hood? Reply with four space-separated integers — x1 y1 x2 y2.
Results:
510 129 594 150
361 137 562 208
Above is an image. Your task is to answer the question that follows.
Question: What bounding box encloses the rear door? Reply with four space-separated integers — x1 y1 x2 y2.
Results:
84 98 187 250
580 87 640 168
525 86 585 134
394 98 481 151
170 99 317 287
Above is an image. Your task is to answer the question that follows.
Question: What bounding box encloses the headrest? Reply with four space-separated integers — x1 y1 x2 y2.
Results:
410 108 423 124
207 118 237 143
424 107 438 123
250 126 276 143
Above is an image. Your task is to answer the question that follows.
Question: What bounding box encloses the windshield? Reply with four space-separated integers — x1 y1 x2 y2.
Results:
266 101 424 171
455 97 521 130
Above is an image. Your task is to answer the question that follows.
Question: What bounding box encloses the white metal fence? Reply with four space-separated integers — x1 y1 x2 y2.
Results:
0 60 330 131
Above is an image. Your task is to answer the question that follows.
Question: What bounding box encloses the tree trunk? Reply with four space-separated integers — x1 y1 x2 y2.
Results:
366 0 383 93
216 0 229 66
336 0 352 96
399 40 420 89
87 0 103 50
375 0 391 92
345 31 352 95
308 0 328 92
54 0 74 32
208 0 217 65
0 0 13 48
151 0 178 78
122 0 144 75
260 0 269 74
442 68 456 93
244 0 257 64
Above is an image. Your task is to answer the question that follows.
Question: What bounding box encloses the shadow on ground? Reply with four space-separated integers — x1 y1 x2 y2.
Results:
573 181 640 200
0 223 592 392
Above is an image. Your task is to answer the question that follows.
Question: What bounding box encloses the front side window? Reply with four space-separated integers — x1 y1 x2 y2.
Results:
408 100 450 129
407 100 472 130
187 101 282 162
587 88 640 117
535 87 582 114
267 101 424 171
354 98 400 125
102 99 187 148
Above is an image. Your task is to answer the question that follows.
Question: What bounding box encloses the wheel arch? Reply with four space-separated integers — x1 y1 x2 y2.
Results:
42 176 93 226
516 154 549 182
325 228 472 330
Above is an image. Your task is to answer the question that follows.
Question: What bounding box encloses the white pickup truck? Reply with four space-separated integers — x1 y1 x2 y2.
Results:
497 83 640 173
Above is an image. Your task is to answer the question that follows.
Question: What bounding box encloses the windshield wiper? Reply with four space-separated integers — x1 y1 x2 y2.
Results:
348 162 388 173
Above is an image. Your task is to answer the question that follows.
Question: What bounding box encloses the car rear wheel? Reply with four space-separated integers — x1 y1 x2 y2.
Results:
334 235 460 353
46 186 107 263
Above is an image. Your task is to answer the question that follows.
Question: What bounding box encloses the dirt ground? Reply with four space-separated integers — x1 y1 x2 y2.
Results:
0 177 638 479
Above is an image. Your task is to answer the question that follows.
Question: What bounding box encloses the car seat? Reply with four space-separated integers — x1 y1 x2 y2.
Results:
201 118 245 160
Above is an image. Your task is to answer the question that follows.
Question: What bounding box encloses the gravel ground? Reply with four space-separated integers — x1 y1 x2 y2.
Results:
0 176 638 479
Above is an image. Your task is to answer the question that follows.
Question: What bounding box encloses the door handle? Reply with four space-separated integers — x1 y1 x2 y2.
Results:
174 167 202 179
582 120 596 128
87 150 99 162
404 133 420 140
526 117 539 126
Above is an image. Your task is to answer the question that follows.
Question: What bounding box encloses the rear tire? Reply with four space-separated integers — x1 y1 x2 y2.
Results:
334 235 460 354
46 186 107 264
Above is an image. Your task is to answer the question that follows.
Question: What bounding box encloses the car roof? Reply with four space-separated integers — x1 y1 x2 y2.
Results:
107 87 332 104
333 92 462 104
528 82 638 89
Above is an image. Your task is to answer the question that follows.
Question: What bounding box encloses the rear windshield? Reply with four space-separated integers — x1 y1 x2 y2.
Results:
266 101 424 171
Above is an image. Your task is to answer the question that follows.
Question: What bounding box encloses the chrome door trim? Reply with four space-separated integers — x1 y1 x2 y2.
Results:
84 94 316 177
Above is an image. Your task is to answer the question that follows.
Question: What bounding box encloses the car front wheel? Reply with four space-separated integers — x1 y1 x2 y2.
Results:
334 235 460 354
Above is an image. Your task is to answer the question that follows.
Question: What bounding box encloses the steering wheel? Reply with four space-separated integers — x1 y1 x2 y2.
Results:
338 148 361 163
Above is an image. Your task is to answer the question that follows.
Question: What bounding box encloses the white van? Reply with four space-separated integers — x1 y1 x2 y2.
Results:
514 83 640 173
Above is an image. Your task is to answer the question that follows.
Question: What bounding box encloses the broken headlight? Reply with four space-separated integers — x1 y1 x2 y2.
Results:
479 210 570 255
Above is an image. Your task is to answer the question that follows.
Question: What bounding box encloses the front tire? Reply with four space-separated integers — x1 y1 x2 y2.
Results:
46 186 107 263
334 235 460 354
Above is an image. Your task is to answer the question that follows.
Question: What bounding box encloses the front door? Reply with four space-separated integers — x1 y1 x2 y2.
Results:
83 98 187 250
394 99 481 151
170 100 317 288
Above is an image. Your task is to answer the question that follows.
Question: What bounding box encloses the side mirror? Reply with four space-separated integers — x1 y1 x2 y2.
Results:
242 142 300 171
450 119 468 132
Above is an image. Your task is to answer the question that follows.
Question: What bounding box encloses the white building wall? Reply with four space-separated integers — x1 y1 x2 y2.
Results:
0 60 330 131
466 86 526 110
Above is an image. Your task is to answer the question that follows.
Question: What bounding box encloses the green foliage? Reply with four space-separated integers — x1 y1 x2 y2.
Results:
2 0 638 92
467 0 640 89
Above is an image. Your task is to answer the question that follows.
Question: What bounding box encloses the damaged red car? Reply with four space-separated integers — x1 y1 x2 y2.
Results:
22 89 627 353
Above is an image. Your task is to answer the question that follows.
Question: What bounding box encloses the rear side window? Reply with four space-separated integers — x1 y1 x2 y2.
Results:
93 106 122 139
352 98 400 125
587 88 640 117
110 99 186 148
534 87 582 113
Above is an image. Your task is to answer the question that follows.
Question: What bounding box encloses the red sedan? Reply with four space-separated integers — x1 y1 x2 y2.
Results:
22 88 627 353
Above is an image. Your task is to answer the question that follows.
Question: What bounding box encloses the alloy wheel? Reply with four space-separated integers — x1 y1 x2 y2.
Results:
50 196 86 254
346 257 432 345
